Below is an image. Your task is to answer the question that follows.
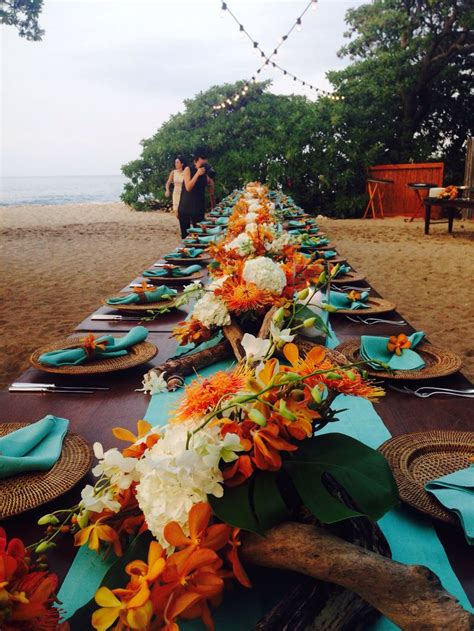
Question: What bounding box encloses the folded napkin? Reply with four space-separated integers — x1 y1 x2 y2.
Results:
187 226 204 234
106 285 177 305
360 331 425 370
288 220 305 228
332 263 351 277
39 326 148 366
165 248 204 259
326 290 370 310
0 415 69 479
216 217 229 225
313 249 336 259
143 264 201 278
425 466 474 544
302 237 330 247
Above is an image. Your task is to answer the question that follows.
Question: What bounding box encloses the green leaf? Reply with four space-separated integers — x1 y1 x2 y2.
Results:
210 479 263 535
253 472 290 531
285 433 399 523
68 531 153 627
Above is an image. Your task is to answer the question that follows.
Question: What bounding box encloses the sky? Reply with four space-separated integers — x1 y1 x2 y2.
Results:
1 0 365 177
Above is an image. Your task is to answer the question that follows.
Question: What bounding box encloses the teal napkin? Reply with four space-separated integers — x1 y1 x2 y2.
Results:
143 264 201 278
332 263 351 277
186 226 204 234
313 249 336 259
360 332 425 370
302 238 330 248
216 217 229 225
326 290 370 310
425 466 474 544
288 220 305 228
195 235 218 244
106 285 177 306
0 415 69 478
39 326 148 366
165 248 203 259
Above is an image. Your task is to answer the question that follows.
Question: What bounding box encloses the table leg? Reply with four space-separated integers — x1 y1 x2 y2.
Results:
448 208 455 233
424 204 431 235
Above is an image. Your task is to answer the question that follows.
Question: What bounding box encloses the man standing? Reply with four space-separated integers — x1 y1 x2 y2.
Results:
177 148 212 238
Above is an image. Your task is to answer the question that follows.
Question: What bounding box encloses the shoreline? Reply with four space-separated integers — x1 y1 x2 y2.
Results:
1 203 473 387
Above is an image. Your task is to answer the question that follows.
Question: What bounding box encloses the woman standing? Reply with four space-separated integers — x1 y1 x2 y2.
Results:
177 148 211 238
165 156 186 215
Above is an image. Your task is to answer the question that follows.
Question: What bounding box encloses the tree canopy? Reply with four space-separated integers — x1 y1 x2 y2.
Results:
1 0 44 40
122 0 473 216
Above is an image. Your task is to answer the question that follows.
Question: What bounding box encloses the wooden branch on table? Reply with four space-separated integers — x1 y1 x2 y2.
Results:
242 523 472 630
258 306 278 339
222 320 245 361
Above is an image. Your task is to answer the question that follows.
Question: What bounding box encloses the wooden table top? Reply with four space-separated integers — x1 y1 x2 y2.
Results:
2 247 473 604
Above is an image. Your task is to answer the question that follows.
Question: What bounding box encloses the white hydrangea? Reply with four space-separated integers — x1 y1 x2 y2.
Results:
242 256 287 295
135 421 242 548
224 232 255 256
193 292 231 328
244 212 258 224
92 443 141 489
265 232 302 254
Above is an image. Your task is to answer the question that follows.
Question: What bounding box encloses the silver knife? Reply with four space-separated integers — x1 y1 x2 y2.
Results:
9 386 96 394
91 314 143 321
11 382 109 391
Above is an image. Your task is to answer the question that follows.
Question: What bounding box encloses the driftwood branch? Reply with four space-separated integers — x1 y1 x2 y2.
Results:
258 306 278 339
222 320 245 361
242 522 472 631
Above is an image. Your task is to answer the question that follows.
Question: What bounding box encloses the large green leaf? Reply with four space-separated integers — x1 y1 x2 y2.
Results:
253 472 290 531
68 531 153 629
209 479 263 535
285 433 399 523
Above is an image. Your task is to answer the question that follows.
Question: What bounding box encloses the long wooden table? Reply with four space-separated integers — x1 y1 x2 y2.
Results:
1 240 473 607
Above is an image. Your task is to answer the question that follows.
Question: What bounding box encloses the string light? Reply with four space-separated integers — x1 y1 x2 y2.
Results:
211 0 344 111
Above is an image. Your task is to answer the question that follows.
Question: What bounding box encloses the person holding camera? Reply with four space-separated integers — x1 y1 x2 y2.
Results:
177 148 215 238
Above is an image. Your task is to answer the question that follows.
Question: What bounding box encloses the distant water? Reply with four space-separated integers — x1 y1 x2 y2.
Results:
0 175 128 207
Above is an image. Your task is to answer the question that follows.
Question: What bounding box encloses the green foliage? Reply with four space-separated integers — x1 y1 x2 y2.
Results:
122 0 473 216
210 433 398 532
1 0 44 41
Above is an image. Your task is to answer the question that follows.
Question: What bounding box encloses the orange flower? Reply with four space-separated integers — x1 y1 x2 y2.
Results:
80 333 107 354
347 290 361 302
253 422 298 471
132 281 155 294
112 420 160 458
387 334 411 356
92 585 153 631
215 277 273 315
222 454 254 487
227 528 251 588
172 317 213 346
175 367 249 421
74 520 121 556
124 541 166 610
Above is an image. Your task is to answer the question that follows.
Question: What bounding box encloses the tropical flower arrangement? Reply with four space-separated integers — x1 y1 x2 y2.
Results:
172 184 337 349
30 339 397 631
0 527 61 630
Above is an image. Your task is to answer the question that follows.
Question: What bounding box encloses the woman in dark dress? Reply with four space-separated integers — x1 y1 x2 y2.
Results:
177 149 211 238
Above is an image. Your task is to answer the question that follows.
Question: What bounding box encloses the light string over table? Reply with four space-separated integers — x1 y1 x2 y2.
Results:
213 0 344 111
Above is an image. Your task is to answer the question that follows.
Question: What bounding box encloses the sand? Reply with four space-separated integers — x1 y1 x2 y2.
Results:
1 203 473 387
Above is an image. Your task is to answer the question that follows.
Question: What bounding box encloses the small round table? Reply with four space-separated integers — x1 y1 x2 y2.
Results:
406 183 438 222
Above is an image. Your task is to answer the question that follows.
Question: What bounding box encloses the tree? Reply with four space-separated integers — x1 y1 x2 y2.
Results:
1 0 44 41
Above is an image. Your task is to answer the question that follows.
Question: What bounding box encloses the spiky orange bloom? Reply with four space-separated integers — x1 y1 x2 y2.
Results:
215 277 273 315
175 367 249 421
172 317 213 346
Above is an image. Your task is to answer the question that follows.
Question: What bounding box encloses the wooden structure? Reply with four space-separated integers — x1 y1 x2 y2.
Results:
368 163 444 217
363 177 394 219
424 197 474 234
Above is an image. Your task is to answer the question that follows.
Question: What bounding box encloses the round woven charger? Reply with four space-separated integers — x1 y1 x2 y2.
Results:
379 431 474 524
163 255 211 265
103 297 179 314
0 423 93 519
331 271 367 285
144 270 204 285
329 296 396 315
336 338 462 380
30 336 158 375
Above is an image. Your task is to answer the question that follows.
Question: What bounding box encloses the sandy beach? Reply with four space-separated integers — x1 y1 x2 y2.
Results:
1 202 473 387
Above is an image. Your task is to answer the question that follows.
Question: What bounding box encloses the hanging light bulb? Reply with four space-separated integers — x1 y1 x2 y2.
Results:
252 42 258 55
220 2 227 18
311 0 317 10
239 24 245 39
296 17 302 31
273 48 278 56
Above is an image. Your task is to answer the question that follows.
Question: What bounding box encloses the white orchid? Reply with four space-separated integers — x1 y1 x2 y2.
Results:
80 484 121 514
241 333 272 363
136 370 168 396
270 321 295 348
92 443 140 489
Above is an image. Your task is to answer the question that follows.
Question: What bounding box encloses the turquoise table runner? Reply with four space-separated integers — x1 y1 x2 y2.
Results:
58 328 472 628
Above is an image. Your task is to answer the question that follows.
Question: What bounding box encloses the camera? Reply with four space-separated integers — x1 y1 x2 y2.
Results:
203 163 217 180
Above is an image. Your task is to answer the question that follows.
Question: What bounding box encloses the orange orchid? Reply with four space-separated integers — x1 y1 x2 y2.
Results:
222 454 254 487
172 317 212 346
347 290 362 302
387 334 411 356
123 541 166 610
80 333 107 355
164 502 230 565
252 422 298 471
74 520 121 556
132 281 155 294
112 420 160 458
227 528 251 588
91 585 153 631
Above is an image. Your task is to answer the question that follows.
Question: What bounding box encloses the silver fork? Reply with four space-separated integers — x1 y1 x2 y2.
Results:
345 315 407 326
333 285 371 292
388 384 474 398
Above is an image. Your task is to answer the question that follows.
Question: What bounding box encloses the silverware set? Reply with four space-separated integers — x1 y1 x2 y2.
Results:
387 384 474 399
345 315 407 326
332 285 371 292
91 314 144 322
9 382 110 395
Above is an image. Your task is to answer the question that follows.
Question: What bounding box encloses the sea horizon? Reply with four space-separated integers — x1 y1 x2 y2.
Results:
0 174 128 207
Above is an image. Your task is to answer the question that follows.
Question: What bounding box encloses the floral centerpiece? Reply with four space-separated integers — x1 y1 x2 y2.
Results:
31 340 397 631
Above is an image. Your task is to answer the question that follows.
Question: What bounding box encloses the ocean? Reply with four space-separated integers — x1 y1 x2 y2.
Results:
0 175 128 207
